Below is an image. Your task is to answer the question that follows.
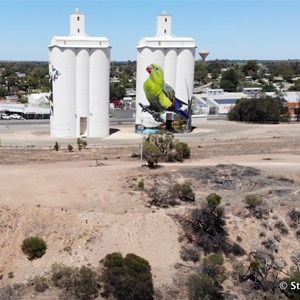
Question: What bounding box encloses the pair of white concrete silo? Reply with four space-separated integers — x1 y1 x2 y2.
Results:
49 9 196 138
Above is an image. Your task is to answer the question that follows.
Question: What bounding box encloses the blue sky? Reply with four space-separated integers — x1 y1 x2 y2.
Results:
0 0 299 61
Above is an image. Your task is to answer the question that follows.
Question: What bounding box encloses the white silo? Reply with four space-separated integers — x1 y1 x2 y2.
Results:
49 9 111 138
135 11 196 131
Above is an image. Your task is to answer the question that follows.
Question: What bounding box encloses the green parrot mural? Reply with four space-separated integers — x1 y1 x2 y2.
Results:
140 63 191 125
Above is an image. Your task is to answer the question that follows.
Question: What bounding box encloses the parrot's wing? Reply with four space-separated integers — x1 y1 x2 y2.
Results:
162 83 189 107
162 83 175 101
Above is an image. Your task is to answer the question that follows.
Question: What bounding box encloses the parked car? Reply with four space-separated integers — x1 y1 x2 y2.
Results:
0 113 11 120
10 114 22 120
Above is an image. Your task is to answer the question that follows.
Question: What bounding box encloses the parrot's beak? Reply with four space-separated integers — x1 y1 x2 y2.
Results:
146 66 152 73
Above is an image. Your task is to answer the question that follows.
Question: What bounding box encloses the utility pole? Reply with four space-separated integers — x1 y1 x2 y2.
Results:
139 119 145 168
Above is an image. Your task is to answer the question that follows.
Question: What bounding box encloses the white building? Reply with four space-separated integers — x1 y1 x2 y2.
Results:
135 11 196 129
27 93 50 107
49 9 111 138
196 89 300 116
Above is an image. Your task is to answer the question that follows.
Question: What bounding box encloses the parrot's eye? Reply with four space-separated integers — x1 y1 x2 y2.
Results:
155 67 159 71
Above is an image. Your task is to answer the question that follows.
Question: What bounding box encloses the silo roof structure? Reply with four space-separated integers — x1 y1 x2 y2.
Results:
49 8 110 50
137 11 196 49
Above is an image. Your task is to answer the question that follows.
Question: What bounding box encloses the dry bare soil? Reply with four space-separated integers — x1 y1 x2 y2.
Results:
0 124 299 299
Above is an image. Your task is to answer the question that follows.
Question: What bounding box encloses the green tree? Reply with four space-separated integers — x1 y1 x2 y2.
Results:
21 236 47 260
289 79 300 91
242 60 258 77
220 68 239 92
194 61 208 83
110 83 126 100
0 86 8 97
228 96 289 123
103 252 154 300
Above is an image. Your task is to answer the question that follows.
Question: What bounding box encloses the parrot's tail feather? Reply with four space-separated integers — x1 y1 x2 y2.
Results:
173 97 188 110
175 97 188 106
174 109 190 119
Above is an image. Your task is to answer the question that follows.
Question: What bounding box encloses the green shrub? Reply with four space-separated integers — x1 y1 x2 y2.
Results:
206 193 222 207
103 252 154 300
282 271 300 299
67 144 73 152
180 245 200 262
53 141 59 151
0 284 25 300
81 140 87 149
143 133 191 164
51 263 100 300
173 183 195 202
138 180 145 190
74 266 100 300
51 263 74 289
183 202 245 256
274 220 289 235
143 141 163 168
33 276 49 292
188 274 222 300
202 253 226 285
175 142 191 159
21 237 47 260
245 194 263 209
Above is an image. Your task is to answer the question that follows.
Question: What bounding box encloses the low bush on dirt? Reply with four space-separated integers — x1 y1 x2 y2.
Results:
180 194 245 256
147 181 195 207
180 245 200 262
138 180 145 190
245 194 263 209
53 141 59 151
67 144 73 152
0 284 25 300
282 271 300 299
175 142 191 159
288 208 300 230
51 263 100 300
244 194 271 219
73 266 100 300
102 252 154 300
173 183 195 202
274 220 289 235
187 274 223 300
202 253 226 286
51 263 74 289
33 276 49 292
143 141 163 168
21 236 47 260
142 133 191 167
206 193 222 207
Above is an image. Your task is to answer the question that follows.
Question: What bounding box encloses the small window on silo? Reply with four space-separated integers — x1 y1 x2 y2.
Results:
77 16 80 21
164 29 167 34
165 18 167 22
77 29 80 33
